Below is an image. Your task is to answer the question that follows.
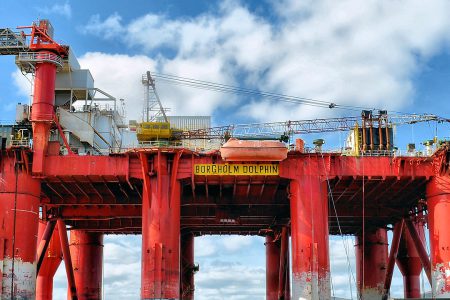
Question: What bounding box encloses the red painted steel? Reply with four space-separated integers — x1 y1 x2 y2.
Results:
290 176 330 299
426 175 450 297
220 138 288 161
0 155 40 298
57 220 78 299
396 222 423 298
383 220 404 300
140 152 181 299
278 227 290 300
69 231 104 300
265 234 280 300
36 221 62 300
31 60 57 175
356 228 388 300
181 233 195 300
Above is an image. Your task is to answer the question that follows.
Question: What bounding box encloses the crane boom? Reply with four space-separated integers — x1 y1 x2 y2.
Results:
176 113 448 140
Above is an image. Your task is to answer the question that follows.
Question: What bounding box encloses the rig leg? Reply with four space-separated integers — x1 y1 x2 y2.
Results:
290 177 330 299
427 176 450 297
279 227 290 300
181 232 195 300
0 156 40 298
355 228 388 300
36 221 63 300
396 223 424 298
265 233 280 300
140 152 181 299
69 231 104 300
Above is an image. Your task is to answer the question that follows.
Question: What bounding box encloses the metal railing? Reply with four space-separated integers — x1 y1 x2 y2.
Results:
16 52 63 68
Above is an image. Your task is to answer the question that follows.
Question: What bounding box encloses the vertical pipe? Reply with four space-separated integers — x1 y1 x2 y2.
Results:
355 228 388 300
140 152 181 299
422 176 450 297
278 227 290 300
265 234 280 300
290 177 330 299
69 231 104 300
181 232 195 300
36 221 63 300
396 223 423 298
31 60 57 175
0 155 40 299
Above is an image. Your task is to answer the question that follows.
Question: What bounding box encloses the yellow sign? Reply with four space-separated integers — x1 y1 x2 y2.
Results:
194 164 279 176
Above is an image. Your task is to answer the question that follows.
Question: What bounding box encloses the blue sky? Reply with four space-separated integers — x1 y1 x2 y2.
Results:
2 0 450 299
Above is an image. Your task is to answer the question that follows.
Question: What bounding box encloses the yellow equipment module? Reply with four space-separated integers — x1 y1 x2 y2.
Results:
136 122 172 141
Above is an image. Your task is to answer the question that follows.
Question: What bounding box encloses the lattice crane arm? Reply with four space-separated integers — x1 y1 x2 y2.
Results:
176 113 449 141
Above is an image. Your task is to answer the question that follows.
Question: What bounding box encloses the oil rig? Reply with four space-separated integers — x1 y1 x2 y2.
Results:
1 20 450 300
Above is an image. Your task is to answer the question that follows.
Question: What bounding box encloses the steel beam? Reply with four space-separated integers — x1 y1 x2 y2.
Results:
382 220 404 300
69 231 104 300
290 177 330 299
356 228 388 300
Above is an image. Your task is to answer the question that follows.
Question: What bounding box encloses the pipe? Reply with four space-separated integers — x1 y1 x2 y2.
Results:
69 231 104 300
356 228 388 300
278 227 290 300
36 220 56 274
265 233 280 300
181 232 195 300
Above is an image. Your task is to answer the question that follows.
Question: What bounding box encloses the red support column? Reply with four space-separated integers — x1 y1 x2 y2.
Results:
181 232 195 300
141 152 181 299
265 233 280 300
355 228 388 299
69 231 104 300
0 155 41 298
278 227 290 300
36 221 63 300
31 59 57 175
290 177 330 299
396 225 423 298
427 176 450 297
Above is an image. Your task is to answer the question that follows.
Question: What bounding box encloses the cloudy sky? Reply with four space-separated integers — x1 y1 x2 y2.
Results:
1 0 450 299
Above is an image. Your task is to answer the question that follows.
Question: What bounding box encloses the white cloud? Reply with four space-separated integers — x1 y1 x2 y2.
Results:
37 1 72 19
80 0 450 123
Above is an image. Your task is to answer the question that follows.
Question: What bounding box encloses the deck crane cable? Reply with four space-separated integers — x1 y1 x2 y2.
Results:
320 151 356 299
152 72 385 113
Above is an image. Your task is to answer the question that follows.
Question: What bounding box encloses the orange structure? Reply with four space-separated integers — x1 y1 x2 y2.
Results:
2 19 450 300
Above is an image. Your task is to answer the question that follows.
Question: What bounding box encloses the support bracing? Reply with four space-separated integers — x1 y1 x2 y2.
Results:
396 220 424 298
426 175 450 297
382 220 404 300
290 177 330 299
36 221 62 300
0 155 40 299
140 151 181 299
69 231 104 300
356 228 388 300
58 220 78 300
181 232 195 300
